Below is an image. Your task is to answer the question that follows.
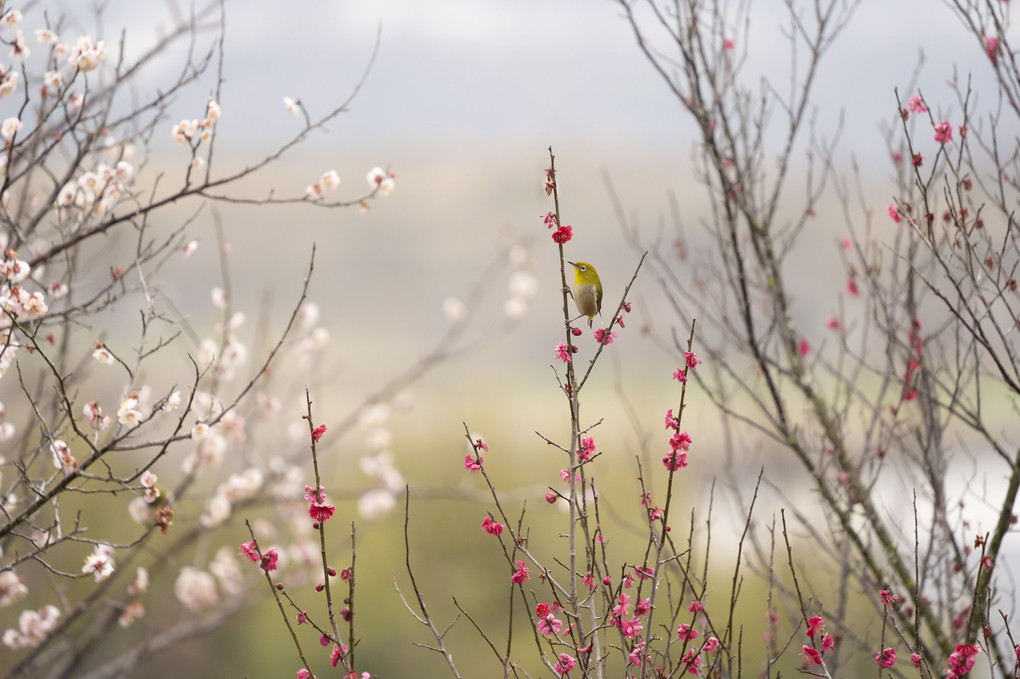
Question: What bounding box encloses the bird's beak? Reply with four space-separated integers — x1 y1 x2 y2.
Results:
567 261 576 267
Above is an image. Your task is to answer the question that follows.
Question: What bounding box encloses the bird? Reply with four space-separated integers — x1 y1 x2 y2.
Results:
567 260 603 328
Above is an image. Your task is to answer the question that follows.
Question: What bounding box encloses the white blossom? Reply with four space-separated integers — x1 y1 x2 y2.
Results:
174 567 218 612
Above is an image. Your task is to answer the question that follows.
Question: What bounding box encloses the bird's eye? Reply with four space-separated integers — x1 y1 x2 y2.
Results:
579 265 586 272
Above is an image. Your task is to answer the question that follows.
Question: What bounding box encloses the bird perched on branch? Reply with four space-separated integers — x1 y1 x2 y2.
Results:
568 260 602 328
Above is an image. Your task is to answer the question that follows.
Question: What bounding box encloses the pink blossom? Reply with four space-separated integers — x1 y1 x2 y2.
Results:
297 670 312 679
304 485 326 502
986 35 999 63
682 648 700 675
680 650 700 674
464 454 482 471
888 204 901 223
620 615 643 638
798 338 810 356
827 317 840 330
723 37 734 50
239 541 259 562
688 599 704 612
846 277 859 295
934 120 953 144
879 589 898 607
554 653 576 675
628 638 646 665
908 94 927 113
555 342 571 363
635 565 653 579
635 597 651 615
542 211 557 228
663 451 688 471
309 502 336 523
538 614 563 636
704 636 719 652
583 573 596 591
331 644 343 667
577 436 595 461
552 224 572 244
801 645 822 665
821 634 835 651
677 623 699 640
673 367 688 383
665 408 679 430
311 424 327 442
910 652 922 668
594 327 617 345
876 647 896 668
806 616 824 637
685 351 701 369
671 431 693 452
511 560 529 584
946 643 980 676
545 491 557 503
481 515 504 535
261 548 280 572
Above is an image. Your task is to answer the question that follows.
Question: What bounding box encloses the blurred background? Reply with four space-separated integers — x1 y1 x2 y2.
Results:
4 0 1015 676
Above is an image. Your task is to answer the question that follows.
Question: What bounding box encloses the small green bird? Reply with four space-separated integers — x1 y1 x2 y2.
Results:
568 260 603 328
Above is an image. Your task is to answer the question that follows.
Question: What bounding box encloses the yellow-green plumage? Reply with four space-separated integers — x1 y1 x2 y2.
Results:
568 260 603 328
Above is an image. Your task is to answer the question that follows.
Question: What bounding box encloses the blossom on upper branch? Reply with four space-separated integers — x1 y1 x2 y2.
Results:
934 120 953 144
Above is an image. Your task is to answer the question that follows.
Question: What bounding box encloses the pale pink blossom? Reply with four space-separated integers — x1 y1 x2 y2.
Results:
1 11 22 28
35 29 58 45
82 544 115 582
1 117 22 139
174 567 218 612
0 71 17 99
0 570 28 606
9 30 28 61
51 440 77 473
68 36 105 71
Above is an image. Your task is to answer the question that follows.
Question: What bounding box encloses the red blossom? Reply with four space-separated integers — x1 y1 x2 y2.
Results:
482 515 504 535
464 454 483 471
551 224 572 244
876 647 896 668
311 424 327 442
677 623 699 640
239 540 259 562
801 645 822 665
261 547 280 572
806 616 824 637
309 501 336 523
663 451 688 471
511 560 529 584
934 120 953 144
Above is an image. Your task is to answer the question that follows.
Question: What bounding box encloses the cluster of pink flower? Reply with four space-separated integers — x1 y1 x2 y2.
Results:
543 211 573 244
609 592 651 640
239 540 279 573
671 600 720 675
536 601 566 637
799 615 836 667
464 437 487 471
901 319 923 402
663 351 699 471
305 483 336 527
